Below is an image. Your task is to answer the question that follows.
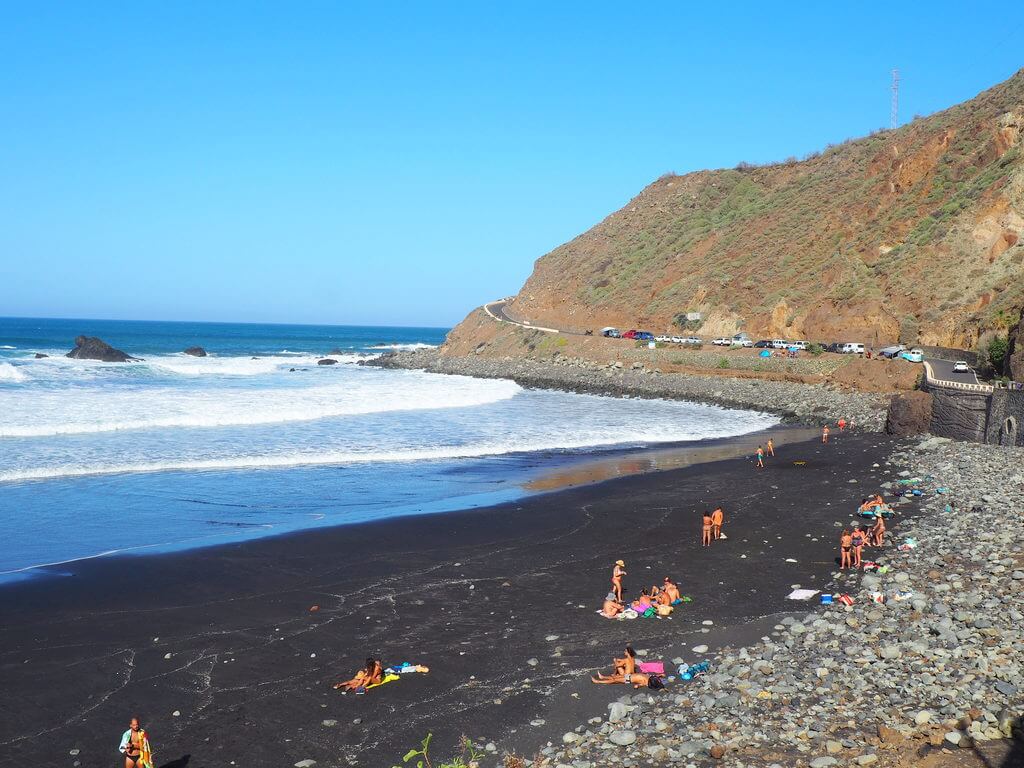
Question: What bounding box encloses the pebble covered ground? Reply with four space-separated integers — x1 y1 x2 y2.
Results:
513 437 1023 768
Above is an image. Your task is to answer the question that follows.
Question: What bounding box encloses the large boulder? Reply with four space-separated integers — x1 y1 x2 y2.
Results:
1005 308 1024 381
885 391 933 437
317 358 338 366
66 335 140 362
183 346 207 357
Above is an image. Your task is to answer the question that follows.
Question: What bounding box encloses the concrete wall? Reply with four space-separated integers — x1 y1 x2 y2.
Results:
984 389 1024 447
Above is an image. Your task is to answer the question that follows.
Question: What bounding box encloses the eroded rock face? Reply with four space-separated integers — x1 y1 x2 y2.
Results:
183 346 207 357
1005 308 1024 381
65 336 139 362
885 391 934 437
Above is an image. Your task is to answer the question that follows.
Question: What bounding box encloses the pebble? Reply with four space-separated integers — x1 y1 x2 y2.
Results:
608 730 636 746
321 719 337 727
691 645 709 654
295 761 317 768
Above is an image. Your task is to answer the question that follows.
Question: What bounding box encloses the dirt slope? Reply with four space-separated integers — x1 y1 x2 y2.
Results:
464 69 1024 350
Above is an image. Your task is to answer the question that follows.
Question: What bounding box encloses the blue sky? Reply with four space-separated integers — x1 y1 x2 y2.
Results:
1 2 1021 327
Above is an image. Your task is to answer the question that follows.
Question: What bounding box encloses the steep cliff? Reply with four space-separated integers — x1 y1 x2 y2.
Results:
465 70 1024 349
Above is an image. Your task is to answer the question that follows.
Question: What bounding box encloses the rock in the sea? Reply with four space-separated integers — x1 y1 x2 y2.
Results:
183 346 207 357
34 353 48 359
66 335 139 362
317 358 338 366
885 391 933 437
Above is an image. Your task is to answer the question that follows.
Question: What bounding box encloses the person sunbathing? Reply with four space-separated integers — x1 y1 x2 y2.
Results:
652 585 671 606
334 657 382 691
613 646 637 676
859 494 885 515
631 589 653 613
662 578 681 603
591 671 652 688
600 592 623 618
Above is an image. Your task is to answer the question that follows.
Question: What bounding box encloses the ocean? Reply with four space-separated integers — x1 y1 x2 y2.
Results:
0 317 779 582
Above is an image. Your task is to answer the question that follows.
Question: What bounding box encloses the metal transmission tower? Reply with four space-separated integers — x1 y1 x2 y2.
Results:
891 68 900 129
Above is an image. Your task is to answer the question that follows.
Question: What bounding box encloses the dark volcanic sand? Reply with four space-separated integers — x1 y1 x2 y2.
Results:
0 432 910 768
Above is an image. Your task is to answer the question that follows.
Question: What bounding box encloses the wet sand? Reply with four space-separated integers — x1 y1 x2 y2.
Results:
0 430 904 767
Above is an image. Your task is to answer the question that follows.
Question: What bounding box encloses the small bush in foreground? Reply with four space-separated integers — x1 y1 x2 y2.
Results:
717 357 730 369
395 733 484 768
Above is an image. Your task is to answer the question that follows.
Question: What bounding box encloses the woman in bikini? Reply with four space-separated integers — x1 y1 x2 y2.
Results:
119 717 153 768
631 588 653 613
613 646 637 676
850 524 866 568
334 657 382 691
611 560 626 602
766 438 775 456
702 511 713 547
839 529 852 569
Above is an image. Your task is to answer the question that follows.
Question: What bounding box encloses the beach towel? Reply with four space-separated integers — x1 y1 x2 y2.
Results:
637 661 665 675
365 673 401 690
786 588 819 601
119 729 154 768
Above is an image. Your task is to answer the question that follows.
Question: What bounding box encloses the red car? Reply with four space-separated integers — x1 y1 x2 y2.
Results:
622 330 639 339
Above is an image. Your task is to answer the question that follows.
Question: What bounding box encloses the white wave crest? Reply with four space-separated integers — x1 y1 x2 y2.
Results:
0 345 16 349
0 363 28 383
0 372 521 437
146 353 369 377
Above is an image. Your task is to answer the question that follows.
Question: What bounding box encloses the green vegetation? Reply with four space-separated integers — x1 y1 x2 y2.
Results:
807 343 824 356
394 734 484 768
987 335 1009 372
716 357 730 369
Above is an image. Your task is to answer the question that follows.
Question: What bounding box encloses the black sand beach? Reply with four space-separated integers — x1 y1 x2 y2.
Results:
0 431 908 768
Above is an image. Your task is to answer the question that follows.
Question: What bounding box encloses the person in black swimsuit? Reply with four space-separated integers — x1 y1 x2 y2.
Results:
120 717 144 767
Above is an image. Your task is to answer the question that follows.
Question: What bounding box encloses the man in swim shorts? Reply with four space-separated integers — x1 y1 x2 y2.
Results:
711 507 724 540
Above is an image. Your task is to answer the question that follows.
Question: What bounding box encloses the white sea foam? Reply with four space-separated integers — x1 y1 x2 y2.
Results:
0 417 773 483
0 370 522 437
0 363 28 383
0 345 16 349
145 353 368 376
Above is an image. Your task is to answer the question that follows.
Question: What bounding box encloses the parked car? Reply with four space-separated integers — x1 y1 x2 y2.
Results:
825 342 842 353
636 331 654 341
952 361 971 373
789 340 808 350
753 340 773 348
839 342 865 354
711 337 731 346
621 330 639 339
879 344 906 359
655 335 672 343
600 327 620 338
669 336 684 344
735 338 754 347
770 339 789 349
686 336 703 344
899 349 923 363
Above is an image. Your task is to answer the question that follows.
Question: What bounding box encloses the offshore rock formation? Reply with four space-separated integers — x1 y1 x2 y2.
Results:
65 335 139 363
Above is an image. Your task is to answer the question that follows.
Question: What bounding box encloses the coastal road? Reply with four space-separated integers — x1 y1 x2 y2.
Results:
925 357 983 386
483 299 563 334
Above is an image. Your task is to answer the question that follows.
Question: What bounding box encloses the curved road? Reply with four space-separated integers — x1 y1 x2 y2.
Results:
925 357 982 386
484 299 562 334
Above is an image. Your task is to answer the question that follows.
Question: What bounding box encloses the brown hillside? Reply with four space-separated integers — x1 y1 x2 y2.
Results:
485 70 1024 348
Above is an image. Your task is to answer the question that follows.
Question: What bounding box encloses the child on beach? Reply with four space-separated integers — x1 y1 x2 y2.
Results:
701 511 713 547
871 515 886 547
839 529 852 569
822 425 830 443
851 524 866 568
766 438 775 456
756 445 765 469
611 560 626 601
711 507 724 540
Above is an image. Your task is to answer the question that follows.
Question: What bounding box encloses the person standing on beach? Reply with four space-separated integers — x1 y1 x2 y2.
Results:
838 417 847 431
871 514 886 547
756 445 765 469
822 425 830 444
711 507 724 540
119 717 154 768
839 530 852 569
611 560 626 602
702 511 713 547
766 438 775 457
851 524 866 568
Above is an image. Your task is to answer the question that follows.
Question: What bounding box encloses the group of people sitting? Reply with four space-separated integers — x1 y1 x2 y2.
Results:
839 516 886 569
858 493 892 518
591 645 664 689
334 657 429 694
600 577 683 618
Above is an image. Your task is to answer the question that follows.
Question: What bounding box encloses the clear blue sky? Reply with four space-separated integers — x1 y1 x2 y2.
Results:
1 2 1021 327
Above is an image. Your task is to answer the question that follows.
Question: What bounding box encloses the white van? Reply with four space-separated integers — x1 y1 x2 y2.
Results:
771 339 788 349
789 340 809 350
840 343 865 354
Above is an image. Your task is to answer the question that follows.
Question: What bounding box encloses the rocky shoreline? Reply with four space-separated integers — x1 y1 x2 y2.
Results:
523 437 1024 768
366 350 892 431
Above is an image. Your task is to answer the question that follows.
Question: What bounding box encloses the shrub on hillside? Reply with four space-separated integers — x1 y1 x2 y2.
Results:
807 343 824 356
717 357 730 369
988 335 1009 371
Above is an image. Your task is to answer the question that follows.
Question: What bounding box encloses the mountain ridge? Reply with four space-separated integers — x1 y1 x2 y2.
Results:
459 68 1024 350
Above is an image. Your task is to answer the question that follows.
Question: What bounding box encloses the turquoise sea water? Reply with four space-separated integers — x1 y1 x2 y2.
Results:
0 317 778 582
